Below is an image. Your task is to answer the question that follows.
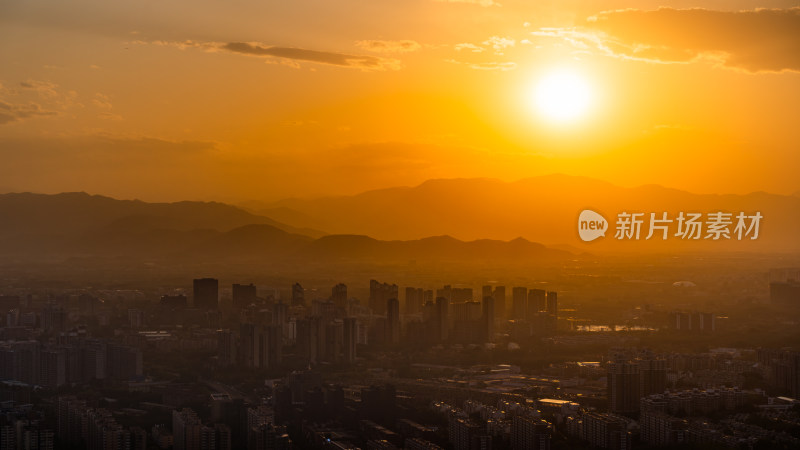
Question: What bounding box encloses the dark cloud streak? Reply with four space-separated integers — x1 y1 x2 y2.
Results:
220 42 399 70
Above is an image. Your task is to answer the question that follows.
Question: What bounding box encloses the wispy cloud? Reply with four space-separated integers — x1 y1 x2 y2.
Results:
356 40 421 53
482 36 515 54
136 39 402 71
0 101 58 125
445 59 516 71
469 61 516 71
539 7 800 73
0 80 78 125
455 43 484 53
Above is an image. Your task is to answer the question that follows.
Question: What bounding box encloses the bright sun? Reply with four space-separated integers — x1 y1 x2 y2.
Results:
532 69 592 122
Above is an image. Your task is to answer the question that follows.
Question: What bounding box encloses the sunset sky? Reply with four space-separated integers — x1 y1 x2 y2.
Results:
1 0 798 202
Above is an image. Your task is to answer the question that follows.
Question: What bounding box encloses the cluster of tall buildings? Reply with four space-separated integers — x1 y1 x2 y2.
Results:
0 402 54 450
58 396 148 450
369 280 399 316
217 323 283 369
640 387 760 417
295 316 358 364
638 388 768 447
206 278 565 369
433 398 553 450
565 412 632 450
508 288 558 338
758 348 800 398
607 358 667 414
172 408 231 450
193 278 219 309
0 338 142 388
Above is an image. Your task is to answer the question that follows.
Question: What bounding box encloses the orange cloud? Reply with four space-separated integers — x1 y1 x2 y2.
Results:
582 7 800 73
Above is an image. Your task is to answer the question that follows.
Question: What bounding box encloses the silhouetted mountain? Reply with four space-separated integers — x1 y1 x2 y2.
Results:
0 191 569 263
0 191 325 255
264 175 800 252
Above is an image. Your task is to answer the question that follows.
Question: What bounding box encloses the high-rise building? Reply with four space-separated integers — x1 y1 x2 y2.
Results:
387 298 400 344
41 304 67 332
527 289 546 320
323 320 343 363
291 283 304 306
295 318 319 364
511 416 551 450
546 291 558 333
581 412 632 450
546 291 557 317
272 302 287 329
423 289 434 307
39 348 66 388
450 302 482 343
493 286 506 320
436 297 449 342
449 418 489 450
436 285 452 302
343 318 357 364
639 359 667 398
512 287 528 321
405 287 424 315
608 360 641 414
240 323 257 368
331 283 348 309
759 348 800 398
482 296 495 343
232 283 257 308
172 408 200 450
640 410 688 447
256 325 282 369
193 278 219 309
107 344 142 381
214 424 231 450
369 280 398 316
481 285 492 301
248 423 291 450
217 330 238 366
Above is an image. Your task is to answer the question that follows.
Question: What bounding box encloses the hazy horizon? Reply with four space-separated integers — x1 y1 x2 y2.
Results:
1 173 799 206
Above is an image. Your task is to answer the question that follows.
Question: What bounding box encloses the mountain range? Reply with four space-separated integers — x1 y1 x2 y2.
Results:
0 191 569 262
0 175 797 263
249 175 800 252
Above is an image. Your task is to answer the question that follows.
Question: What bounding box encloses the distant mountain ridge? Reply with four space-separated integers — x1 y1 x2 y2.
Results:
1 174 797 260
256 174 800 252
0 191 326 238
0 191 570 262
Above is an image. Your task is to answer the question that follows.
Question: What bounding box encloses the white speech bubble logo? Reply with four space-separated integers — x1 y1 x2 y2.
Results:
578 209 608 242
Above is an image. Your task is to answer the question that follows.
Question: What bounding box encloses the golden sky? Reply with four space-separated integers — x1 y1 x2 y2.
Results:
0 0 798 202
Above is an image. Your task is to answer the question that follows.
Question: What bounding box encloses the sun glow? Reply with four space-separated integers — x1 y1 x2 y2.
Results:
532 69 593 122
